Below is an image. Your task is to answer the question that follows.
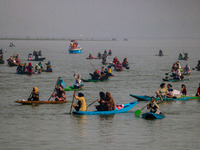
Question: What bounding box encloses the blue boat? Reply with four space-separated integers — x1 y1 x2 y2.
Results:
68 40 83 54
73 101 138 115
130 94 192 101
142 112 165 119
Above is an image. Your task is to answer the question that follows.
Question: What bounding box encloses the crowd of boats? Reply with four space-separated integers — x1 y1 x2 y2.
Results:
1 41 200 120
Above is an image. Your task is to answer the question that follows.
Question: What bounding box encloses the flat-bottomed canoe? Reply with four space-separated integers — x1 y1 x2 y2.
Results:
15 100 67 105
142 112 165 119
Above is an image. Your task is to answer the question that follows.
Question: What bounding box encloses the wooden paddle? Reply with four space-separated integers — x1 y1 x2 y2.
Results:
28 92 32 100
70 91 76 114
90 62 96 71
86 99 99 110
48 80 57 101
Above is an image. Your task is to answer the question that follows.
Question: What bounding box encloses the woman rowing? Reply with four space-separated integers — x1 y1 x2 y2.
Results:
156 83 169 98
95 92 106 111
52 85 66 101
28 87 39 101
181 84 187 95
73 73 82 89
27 62 33 74
89 53 93 59
147 96 163 114
72 92 86 111
183 64 191 74
89 69 100 80
57 77 66 88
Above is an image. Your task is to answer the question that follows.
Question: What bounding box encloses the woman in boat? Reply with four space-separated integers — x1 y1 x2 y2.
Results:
52 85 66 101
196 83 200 97
89 53 93 58
28 87 39 101
167 84 180 97
57 77 66 88
159 50 163 56
178 53 183 60
156 83 169 98
73 92 86 111
38 62 43 70
96 92 106 111
114 61 123 71
104 92 115 111
107 66 114 77
73 73 82 89
27 62 33 74
16 63 23 74
122 57 129 68
104 50 107 54
113 57 118 66
45 61 53 72
181 84 187 95
28 53 32 60
174 68 182 80
97 52 102 58
108 49 112 55
183 64 191 74
35 64 41 74
102 53 107 64
100 67 105 75
22 63 27 73
89 69 100 80
147 96 163 114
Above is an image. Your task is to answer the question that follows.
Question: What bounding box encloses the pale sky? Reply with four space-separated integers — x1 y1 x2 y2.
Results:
0 0 200 39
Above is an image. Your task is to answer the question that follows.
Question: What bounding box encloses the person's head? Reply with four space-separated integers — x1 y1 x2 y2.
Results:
151 96 155 102
182 84 186 89
58 77 62 81
99 92 106 99
167 84 172 88
33 87 38 93
101 67 104 70
160 83 165 88
77 74 81 79
78 93 84 97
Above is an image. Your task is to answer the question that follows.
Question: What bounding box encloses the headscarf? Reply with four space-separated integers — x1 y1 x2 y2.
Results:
33 87 39 93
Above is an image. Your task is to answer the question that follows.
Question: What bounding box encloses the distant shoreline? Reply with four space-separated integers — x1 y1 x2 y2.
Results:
0 38 117 41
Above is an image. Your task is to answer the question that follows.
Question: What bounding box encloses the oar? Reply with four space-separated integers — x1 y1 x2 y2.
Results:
86 99 99 110
48 80 57 101
90 62 96 71
28 92 32 100
134 103 150 116
70 91 76 114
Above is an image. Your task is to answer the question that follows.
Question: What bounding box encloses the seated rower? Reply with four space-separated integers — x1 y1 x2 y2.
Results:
52 85 66 101
16 63 23 74
96 92 106 111
166 84 180 98
28 87 39 101
89 53 93 58
107 66 114 77
114 61 123 71
183 64 191 74
97 52 102 58
105 92 115 111
38 62 43 70
108 49 112 55
159 50 163 56
72 93 86 111
45 61 53 72
89 69 100 80
35 64 42 74
27 62 33 74
174 68 182 80
156 83 169 98
28 53 32 60
147 96 163 114
122 57 129 68
73 73 82 89
100 67 105 75
57 77 66 88
181 84 187 95
196 83 200 97
113 57 118 66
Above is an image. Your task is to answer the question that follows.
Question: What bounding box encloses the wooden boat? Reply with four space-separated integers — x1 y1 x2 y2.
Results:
64 84 84 91
82 78 109 82
142 112 165 119
28 57 46 61
130 94 192 101
15 100 67 105
86 57 101 59
73 101 138 115
8 62 19 67
162 78 189 82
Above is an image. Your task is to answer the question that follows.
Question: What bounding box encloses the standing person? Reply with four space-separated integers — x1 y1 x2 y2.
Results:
156 83 169 98
73 73 82 89
102 53 107 64
196 83 200 97
72 93 87 111
181 84 187 95
57 77 66 88
28 87 39 101
96 92 106 111
52 85 66 101
147 96 163 114
105 92 115 111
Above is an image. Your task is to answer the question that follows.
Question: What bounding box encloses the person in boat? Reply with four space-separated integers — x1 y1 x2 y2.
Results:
96 92 106 111
89 69 100 80
52 85 66 101
38 50 42 56
45 61 53 72
16 63 23 74
57 77 66 88
97 52 102 58
183 52 188 59
183 64 191 74
0 49 3 54
28 87 39 101
196 83 200 97
100 68 109 81
112 57 118 66
15 54 20 63
35 64 42 74
174 68 182 80
147 96 163 114
196 60 200 71
104 50 107 54
156 83 169 98
104 92 115 111
22 63 27 73
33 50 37 56
122 57 129 68
114 61 123 71
102 53 107 64
108 49 112 55
100 67 105 75
107 66 114 77
159 50 163 56
27 62 33 74
178 53 183 59
72 92 87 111
28 53 32 60
89 53 93 59
73 73 82 89
0 54 4 64
181 84 187 95
38 61 43 70
166 84 180 97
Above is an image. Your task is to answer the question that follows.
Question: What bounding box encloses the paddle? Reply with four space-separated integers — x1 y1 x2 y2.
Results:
28 92 32 100
90 62 96 71
48 80 57 101
86 99 99 110
70 91 76 114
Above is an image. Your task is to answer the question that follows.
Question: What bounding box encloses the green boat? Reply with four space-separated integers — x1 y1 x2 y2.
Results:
81 78 109 82
64 84 84 91
162 78 189 82
181 95 200 100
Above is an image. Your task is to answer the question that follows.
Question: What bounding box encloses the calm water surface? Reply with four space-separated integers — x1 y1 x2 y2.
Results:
0 39 200 150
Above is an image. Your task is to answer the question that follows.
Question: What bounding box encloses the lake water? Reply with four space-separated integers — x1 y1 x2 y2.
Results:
0 39 200 150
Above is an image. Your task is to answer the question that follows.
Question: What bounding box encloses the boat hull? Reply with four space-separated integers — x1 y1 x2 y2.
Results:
64 84 84 91
162 78 189 82
130 94 192 101
82 78 109 82
27 57 46 61
69 49 82 54
73 101 138 115
15 100 67 105
142 112 165 119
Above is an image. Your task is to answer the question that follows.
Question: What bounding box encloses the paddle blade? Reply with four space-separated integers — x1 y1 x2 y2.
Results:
135 110 141 116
